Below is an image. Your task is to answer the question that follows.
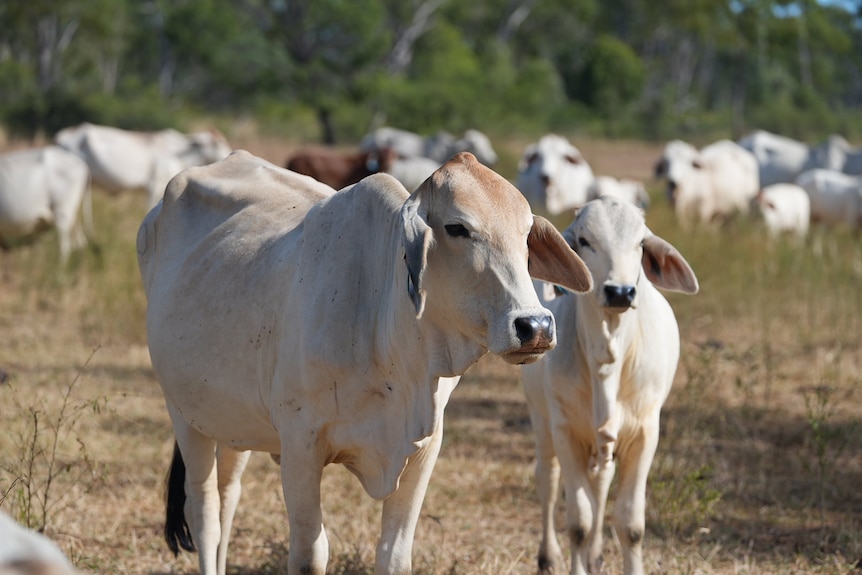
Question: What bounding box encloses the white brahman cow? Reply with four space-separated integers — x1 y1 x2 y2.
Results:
516 134 596 215
737 130 814 187
360 127 498 167
755 183 811 239
137 150 593 575
807 134 862 176
795 168 862 229
587 176 650 210
55 122 231 209
0 511 78 575
658 139 759 226
521 196 698 575
0 145 91 263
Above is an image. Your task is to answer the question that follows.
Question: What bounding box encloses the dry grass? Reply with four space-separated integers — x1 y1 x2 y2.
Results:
1 135 860 575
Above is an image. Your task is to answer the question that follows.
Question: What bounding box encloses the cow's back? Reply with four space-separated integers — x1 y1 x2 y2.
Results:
139 150 333 295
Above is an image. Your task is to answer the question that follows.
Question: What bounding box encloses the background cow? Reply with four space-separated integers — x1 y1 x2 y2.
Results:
137 150 592 575
516 134 596 215
0 145 92 263
755 183 811 240
360 126 498 166
657 139 759 226
285 147 396 189
795 168 862 230
521 196 698 575
55 122 232 209
0 511 79 575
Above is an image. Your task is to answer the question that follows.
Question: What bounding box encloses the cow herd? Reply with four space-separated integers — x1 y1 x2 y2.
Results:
0 123 859 575
0 123 232 263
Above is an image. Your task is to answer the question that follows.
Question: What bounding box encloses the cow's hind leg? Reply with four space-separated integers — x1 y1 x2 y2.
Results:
216 446 251 575
169 408 221 575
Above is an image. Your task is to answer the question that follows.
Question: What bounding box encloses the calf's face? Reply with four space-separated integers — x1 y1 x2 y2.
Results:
563 197 699 311
403 152 592 365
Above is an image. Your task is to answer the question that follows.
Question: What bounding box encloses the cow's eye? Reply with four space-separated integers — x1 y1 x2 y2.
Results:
578 236 591 249
445 224 470 238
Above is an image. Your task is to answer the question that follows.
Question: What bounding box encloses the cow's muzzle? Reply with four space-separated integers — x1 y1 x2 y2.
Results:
503 313 556 365
603 284 636 309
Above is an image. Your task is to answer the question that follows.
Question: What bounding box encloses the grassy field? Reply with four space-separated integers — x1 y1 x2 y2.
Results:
0 134 860 575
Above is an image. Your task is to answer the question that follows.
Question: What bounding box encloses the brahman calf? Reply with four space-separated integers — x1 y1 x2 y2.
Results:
285 146 397 190
755 183 811 240
521 197 699 575
137 150 592 575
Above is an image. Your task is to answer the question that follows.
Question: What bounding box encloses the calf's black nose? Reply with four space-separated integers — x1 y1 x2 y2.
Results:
604 284 636 308
515 314 554 344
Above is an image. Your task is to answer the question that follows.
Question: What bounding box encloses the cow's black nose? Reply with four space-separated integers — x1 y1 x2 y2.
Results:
515 314 554 344
604 285 636 308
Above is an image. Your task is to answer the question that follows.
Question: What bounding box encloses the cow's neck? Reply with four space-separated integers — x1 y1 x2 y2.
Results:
575 295 637 472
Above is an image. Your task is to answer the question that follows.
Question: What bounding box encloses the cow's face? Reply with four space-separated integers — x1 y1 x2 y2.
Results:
403 152 592 365
516 135 594 215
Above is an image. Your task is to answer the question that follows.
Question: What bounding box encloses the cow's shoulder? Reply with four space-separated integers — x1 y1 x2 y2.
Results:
308 172 409 230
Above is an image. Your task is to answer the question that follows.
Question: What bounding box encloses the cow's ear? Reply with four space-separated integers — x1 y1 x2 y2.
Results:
402 188 433 317
642 232 699 294
528 216 592 293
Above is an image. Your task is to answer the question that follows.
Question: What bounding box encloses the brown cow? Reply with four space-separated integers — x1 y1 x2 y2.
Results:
285 147 396 190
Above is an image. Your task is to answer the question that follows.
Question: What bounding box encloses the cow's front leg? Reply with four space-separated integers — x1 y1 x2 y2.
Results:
281 449 328 575
553 429 603 575
613 417 660 575
375 418 444 575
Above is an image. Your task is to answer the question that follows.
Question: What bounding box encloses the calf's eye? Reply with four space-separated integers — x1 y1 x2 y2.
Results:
578 237 591 249
445 224 470 238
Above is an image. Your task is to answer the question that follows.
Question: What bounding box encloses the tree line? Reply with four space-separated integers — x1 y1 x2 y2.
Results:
1 0 860 144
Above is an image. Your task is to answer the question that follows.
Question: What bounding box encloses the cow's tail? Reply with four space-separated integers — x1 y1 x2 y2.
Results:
164 441 196 555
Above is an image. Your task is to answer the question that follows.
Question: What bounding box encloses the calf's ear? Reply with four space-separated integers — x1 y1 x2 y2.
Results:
642 232 699 294
402 190 433 318
528 215 593 293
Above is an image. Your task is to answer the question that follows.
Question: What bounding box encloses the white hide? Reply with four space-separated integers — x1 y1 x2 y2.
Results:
521 197 698 575
737 130 814 187
516 134 596 215
795 168 862 229
137 150 592 575
0 146 91 263
55 122 231 209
